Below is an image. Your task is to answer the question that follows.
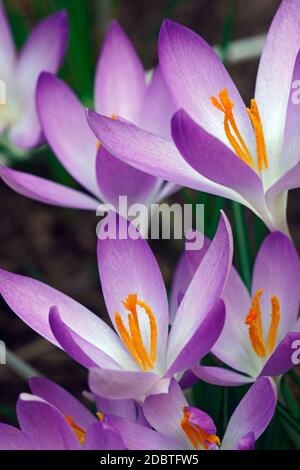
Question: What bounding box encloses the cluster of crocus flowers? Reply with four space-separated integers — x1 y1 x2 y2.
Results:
1 0 300 452
86 0 300 235
0 213 232 402
171 230 300 386
0 18 178 210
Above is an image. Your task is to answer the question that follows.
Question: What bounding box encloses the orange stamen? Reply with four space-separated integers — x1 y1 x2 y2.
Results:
65 416 86 445
181 408 220 450
211 88 268 172
246 99 268 171
115 294 157 372
245 289 281 357
266 296 280 353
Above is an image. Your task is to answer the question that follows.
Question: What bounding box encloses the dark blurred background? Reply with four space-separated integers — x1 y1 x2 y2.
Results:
2 0 300 441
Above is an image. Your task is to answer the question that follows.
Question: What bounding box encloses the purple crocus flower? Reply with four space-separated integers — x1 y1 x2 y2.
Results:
0 213 232 402
110 378 277 450
0 2 68 149
0 21 178 210
171 230 300 387
87 0 300 234
0 377 126 450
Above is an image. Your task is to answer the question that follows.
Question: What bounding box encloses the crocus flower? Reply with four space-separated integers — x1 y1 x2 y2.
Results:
171 230 300 386
0 377 125 450
87 0 300 234
0 2 68 149
0 21 177 210
0 213 232 402
109 378 277 450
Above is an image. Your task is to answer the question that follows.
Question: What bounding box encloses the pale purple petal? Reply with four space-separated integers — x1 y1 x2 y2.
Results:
172 109 266 212
166 299 225 376
282 50 300 172
95 21 146 123
238 432 255 450
192 364 253 386
143 379 190 448
259 332 300 377
252 232 300 340
167 212 233 369
17 394 81 450
255 0 300 184
89 368 160 402
139 66 177 139
169 252 190 323
96 145 158 206
11 12 68 148
36 73 100 197
97 214 169 373
108 416 183 450
0 167 99 210
213 267 257 377
95 396 137 422
0 424 34 450
0 269 128 368
221 377 277 450
29 377 95 430
86 111 241 199
159 19 254 147
84 422 124 450
49 306 121 369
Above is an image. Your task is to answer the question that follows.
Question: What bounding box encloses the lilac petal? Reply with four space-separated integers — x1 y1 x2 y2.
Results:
17 394 81 450
221 377 277 450
252 232 300 340
29 377 95 430
95 21 146 123
37 73 100 197
159 20 254 147
87 110 241 199
266 162 300 233
0 166 99 210
255 0 300 185
49 306 120 369
139 66 177 139
143 379 189 448
259 332 300 377
166 299 225 376
11 12 68 148
0 424 34 450
0 269 128 368
167 212 232 370
213 267 257 377
179 369 199 389
109 416 183 450
96 145 158 206
238 432 255 450
282 50 300 173
172 109 266 212
89 368 160 402
170 236 211 323
95 396 137 422
97 214 169 373
192 364 253 387
186 406 216 435
84 422 124 450
169 253 190 323
0 2 16 79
